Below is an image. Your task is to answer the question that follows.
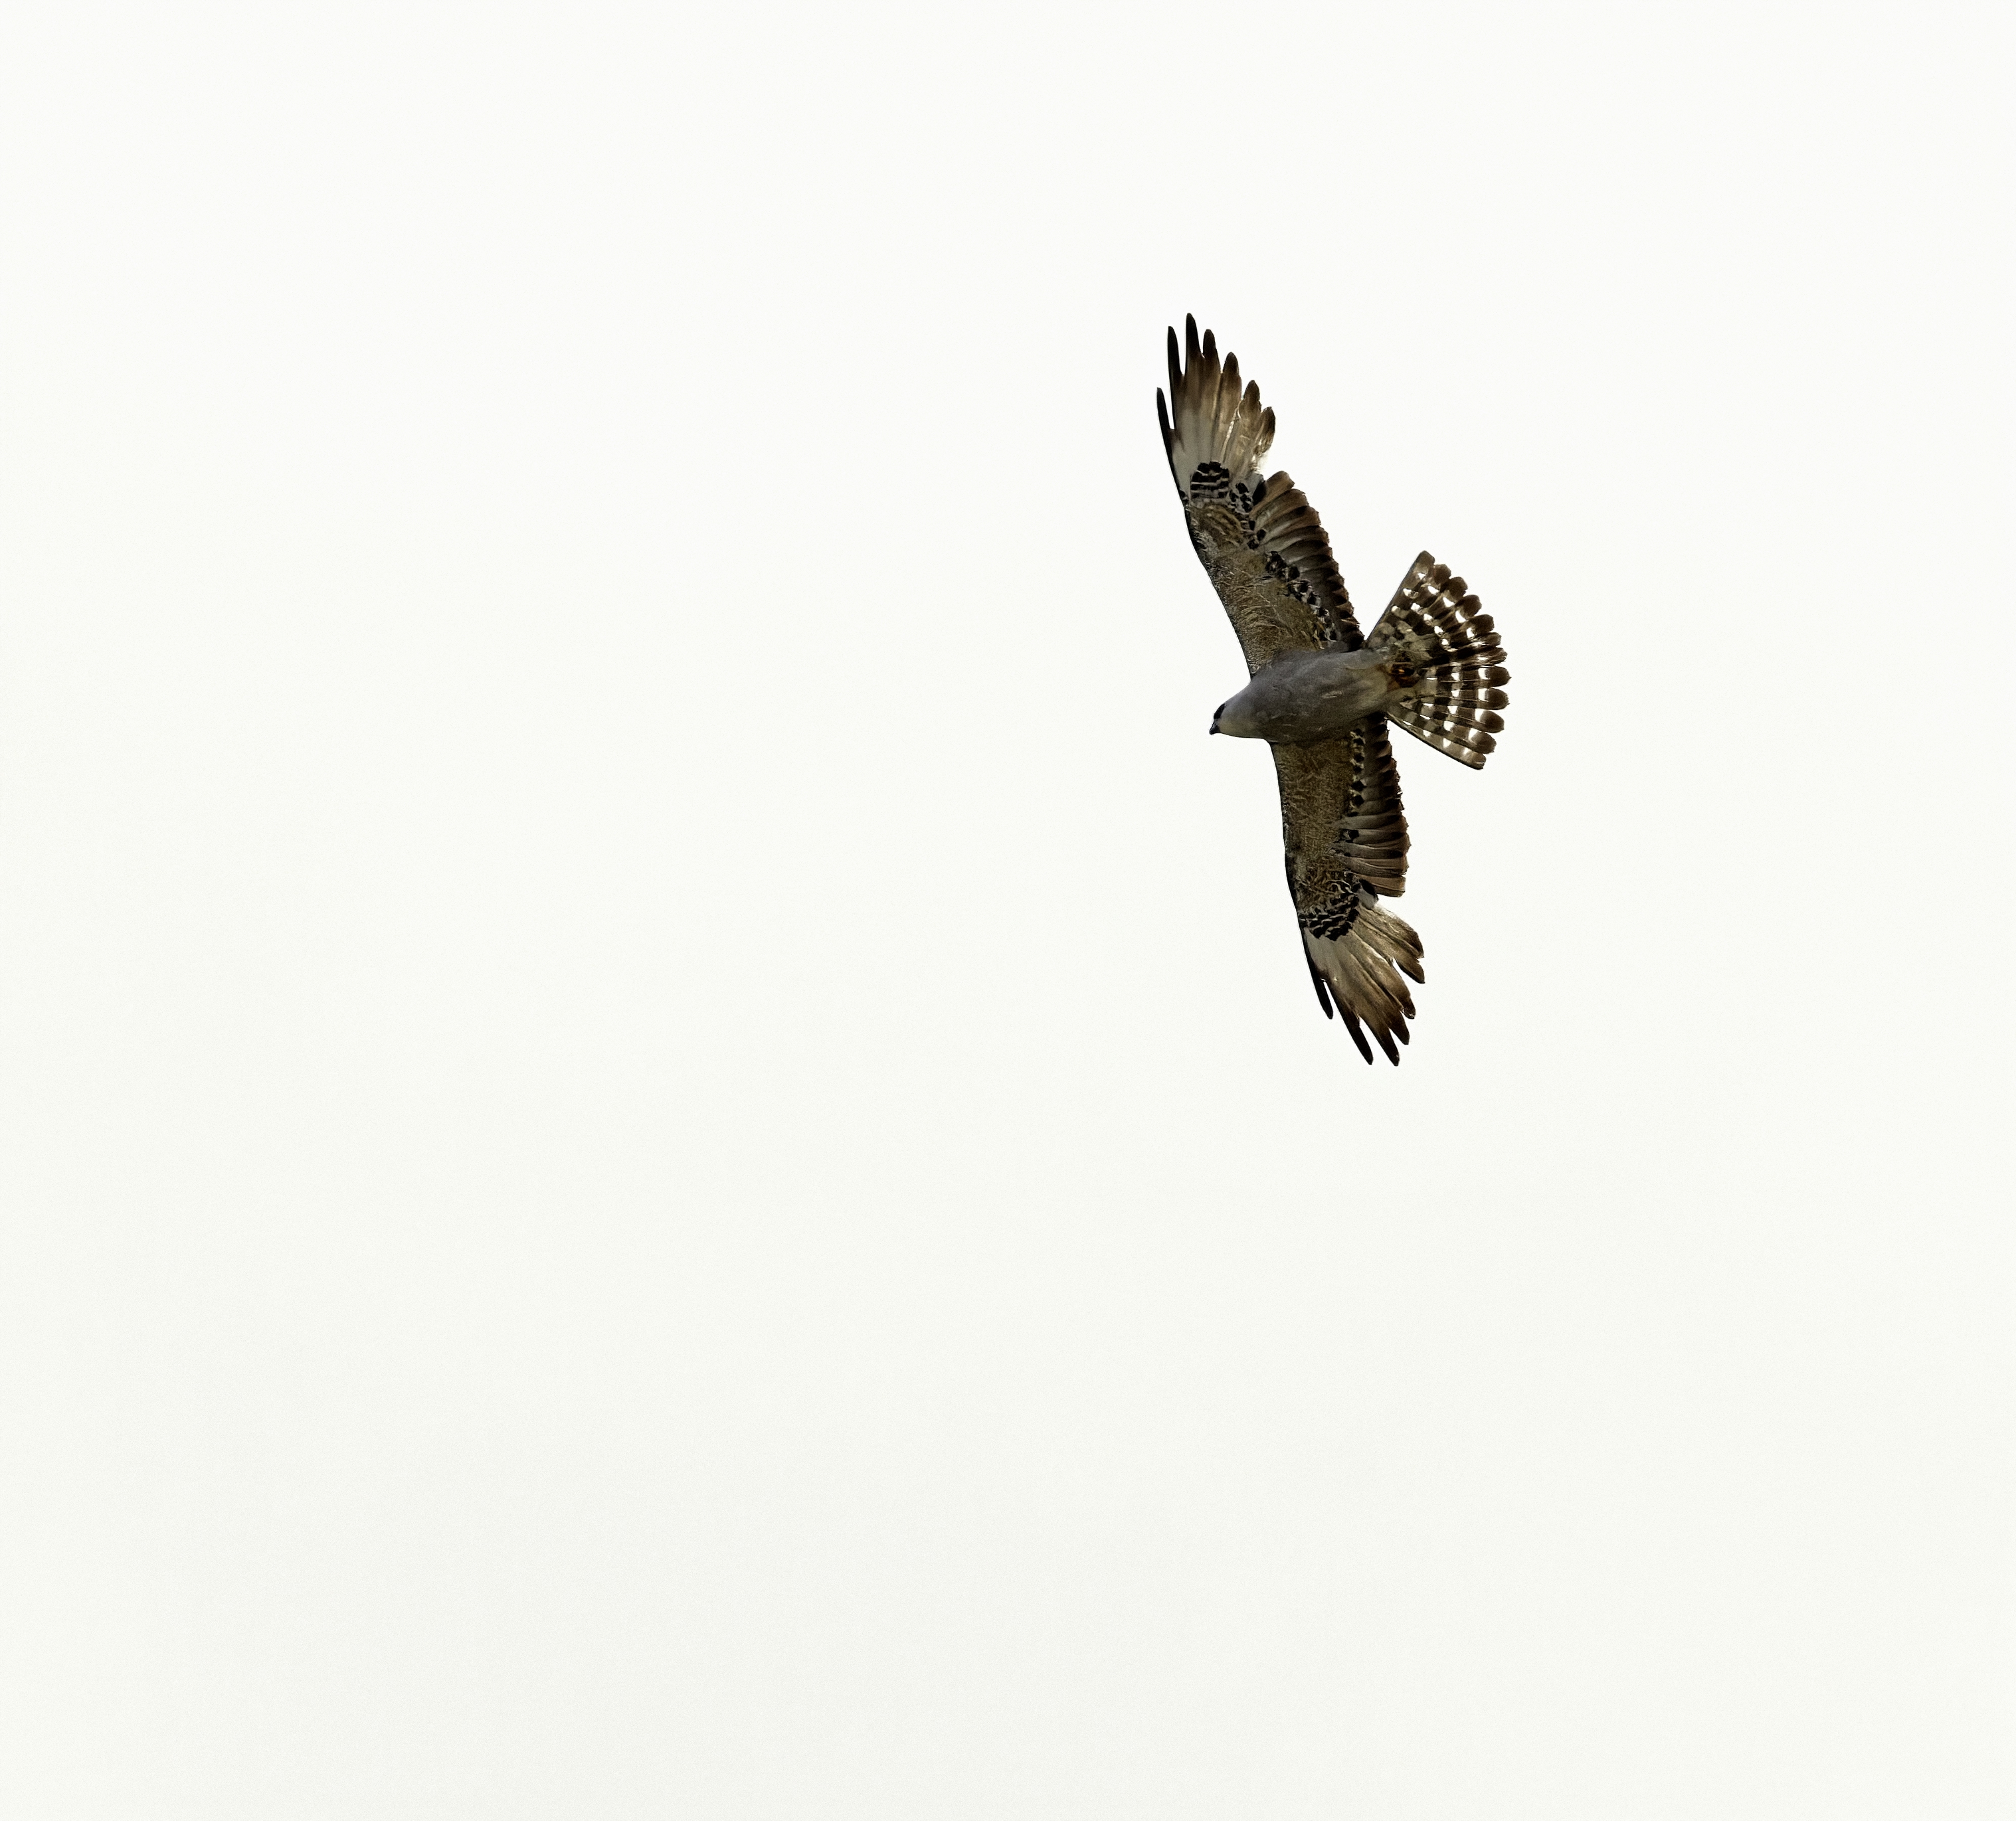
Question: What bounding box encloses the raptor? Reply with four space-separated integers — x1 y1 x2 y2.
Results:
1158 316 1510 1063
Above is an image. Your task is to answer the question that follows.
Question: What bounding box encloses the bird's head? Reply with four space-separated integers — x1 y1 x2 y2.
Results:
1209 695 1264 738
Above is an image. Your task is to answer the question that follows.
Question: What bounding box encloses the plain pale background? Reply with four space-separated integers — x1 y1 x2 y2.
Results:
1 2 2011 1815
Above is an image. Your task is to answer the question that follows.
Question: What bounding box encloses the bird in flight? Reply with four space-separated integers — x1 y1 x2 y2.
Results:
1157 315 1509 1063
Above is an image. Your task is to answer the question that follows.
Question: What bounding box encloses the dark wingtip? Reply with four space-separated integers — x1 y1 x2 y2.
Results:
1156 387 1172 454
1303 948 1334 1018
1340 1007 1374 1063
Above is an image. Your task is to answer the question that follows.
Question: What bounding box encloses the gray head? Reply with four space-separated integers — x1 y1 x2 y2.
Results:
1209 694 1261 738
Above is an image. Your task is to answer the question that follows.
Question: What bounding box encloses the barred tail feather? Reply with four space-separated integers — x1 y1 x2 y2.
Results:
1370 553 1509 770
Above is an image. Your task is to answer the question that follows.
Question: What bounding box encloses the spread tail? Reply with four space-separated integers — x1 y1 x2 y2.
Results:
1368 554 1509 768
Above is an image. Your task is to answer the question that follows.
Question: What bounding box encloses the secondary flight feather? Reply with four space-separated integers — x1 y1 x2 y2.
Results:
1156 315 1509 1063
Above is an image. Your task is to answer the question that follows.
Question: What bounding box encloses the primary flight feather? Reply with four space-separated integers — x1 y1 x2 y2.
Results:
1157 315 1509 1063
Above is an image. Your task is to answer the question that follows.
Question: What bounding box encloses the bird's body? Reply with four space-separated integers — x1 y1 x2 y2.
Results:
1156 316 1510 1063
1211 645 1406 743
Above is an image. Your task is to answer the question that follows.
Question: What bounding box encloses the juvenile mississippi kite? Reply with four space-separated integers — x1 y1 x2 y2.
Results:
1158 315 1510 1063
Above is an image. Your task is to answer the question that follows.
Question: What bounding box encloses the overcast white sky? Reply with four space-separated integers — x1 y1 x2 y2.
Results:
2 3 2012 1816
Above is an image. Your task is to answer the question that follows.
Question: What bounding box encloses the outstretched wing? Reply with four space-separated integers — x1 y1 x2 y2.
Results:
1158 315 1362 673
1275 719 1422 1064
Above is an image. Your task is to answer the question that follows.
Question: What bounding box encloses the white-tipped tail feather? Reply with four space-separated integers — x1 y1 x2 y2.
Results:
1370 554 1509 768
